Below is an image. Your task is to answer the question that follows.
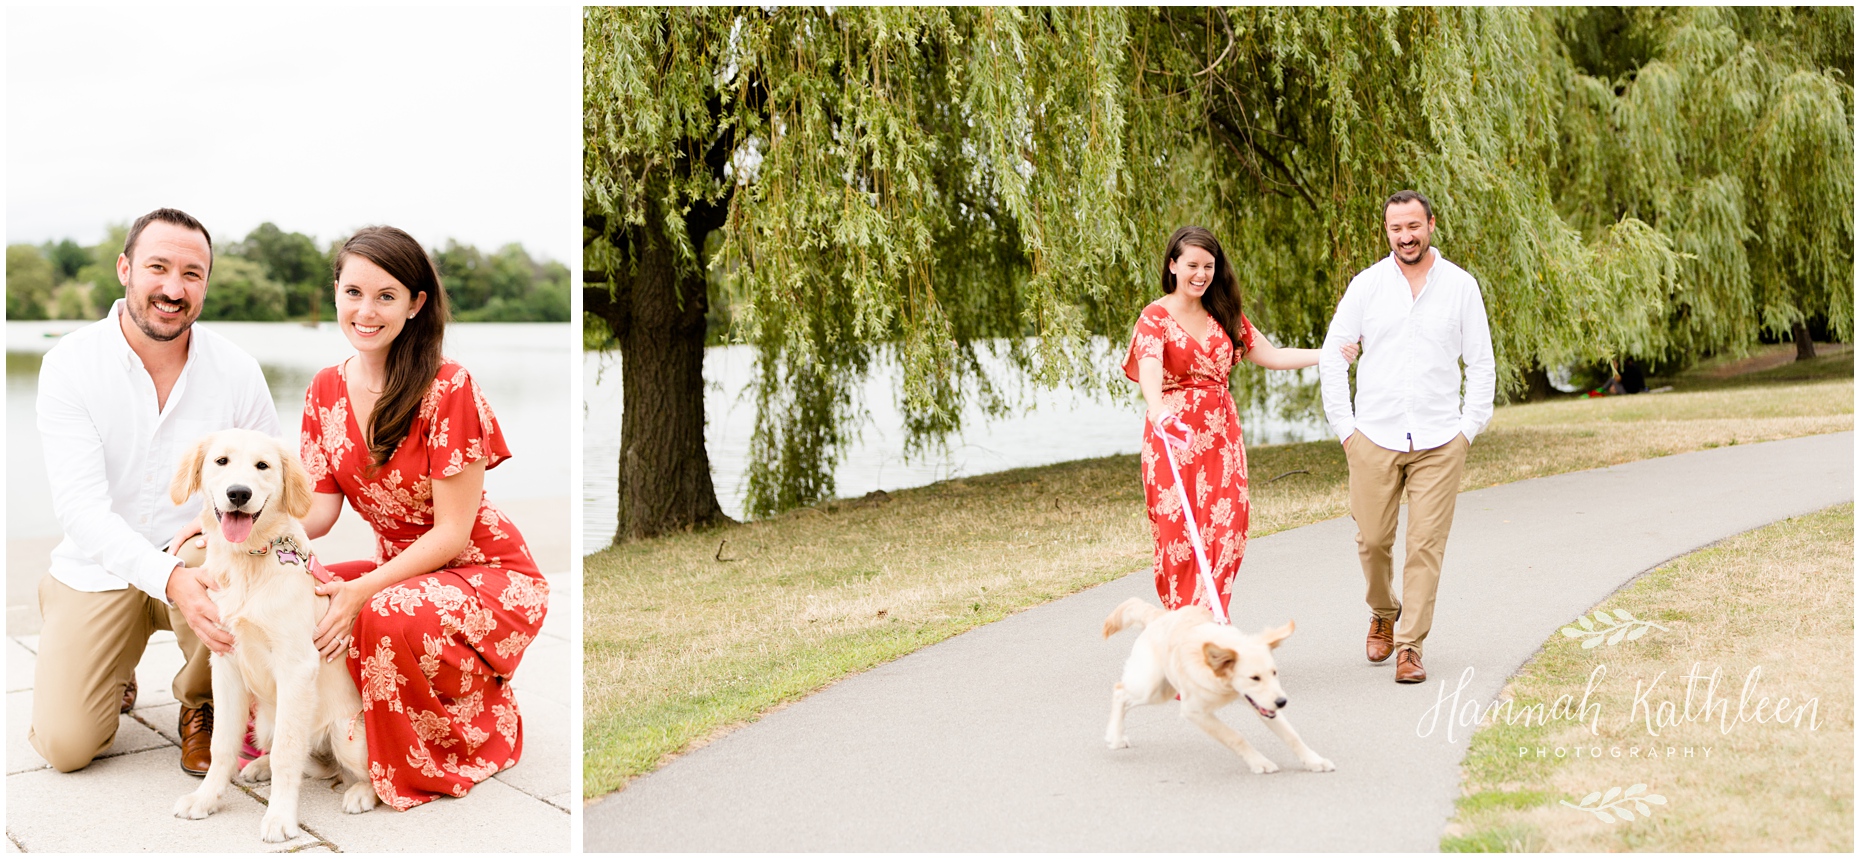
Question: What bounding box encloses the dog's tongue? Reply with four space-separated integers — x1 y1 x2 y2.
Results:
220 511 256 544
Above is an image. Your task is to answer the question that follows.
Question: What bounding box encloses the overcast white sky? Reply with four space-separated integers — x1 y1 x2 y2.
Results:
6 6 581 264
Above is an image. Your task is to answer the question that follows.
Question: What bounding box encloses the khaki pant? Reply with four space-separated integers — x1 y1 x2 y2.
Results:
1345 432 1469 658
28 543 211 772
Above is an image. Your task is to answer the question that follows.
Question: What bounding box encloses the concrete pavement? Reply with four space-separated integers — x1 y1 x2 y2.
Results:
586 432 1854 851
5 498 574 853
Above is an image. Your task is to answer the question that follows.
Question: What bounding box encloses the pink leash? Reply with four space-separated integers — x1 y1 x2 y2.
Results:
1154 413 1228 625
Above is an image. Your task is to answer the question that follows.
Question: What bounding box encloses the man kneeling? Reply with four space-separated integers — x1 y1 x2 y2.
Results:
29 208 279 774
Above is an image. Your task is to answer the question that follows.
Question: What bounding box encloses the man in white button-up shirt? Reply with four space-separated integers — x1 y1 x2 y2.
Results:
1319 191 1496 685
30 208 280 774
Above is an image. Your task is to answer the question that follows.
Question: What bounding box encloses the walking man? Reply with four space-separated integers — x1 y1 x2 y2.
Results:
1318 190 1495 684
30 208 280 772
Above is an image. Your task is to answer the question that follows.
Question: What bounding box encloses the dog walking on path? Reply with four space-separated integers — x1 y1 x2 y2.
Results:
1103 597 1335 775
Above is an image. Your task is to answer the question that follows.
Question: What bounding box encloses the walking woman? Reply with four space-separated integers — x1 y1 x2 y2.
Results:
300 226 549 809
1123 226 1353 616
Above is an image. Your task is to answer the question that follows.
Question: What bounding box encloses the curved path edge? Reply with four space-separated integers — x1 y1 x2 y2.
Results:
588 432 1854 851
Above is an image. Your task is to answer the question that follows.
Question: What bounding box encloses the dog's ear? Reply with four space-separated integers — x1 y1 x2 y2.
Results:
279 445 314 520
1203 643 1237 679
1260 619 1296 650
170 436 210 505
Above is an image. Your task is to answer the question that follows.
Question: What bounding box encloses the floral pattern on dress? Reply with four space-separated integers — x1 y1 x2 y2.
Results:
499 571 549 625
360 636 408 713
301 359 548 811
1122 302 1258 614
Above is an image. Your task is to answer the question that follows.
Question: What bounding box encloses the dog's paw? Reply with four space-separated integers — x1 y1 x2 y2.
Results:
240 754 271 783
1245 757 1281 775
1303 755 1336 773
341 780 380 814
173 791 221 820
1106 735 1130 750
258 809 302 843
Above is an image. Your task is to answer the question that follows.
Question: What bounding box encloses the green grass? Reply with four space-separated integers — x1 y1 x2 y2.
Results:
1443 504 1854 852
1650 342 1853 391
585 361 1853 798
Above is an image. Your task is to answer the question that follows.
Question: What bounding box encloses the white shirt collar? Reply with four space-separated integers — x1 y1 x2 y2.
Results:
107 298 198 377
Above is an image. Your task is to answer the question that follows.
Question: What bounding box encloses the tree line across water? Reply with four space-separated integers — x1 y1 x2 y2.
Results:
7 222 570 323
591 7 1851 537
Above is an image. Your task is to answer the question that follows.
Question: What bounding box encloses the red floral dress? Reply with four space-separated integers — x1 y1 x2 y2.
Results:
1123 302 1257 615
300 359 549 810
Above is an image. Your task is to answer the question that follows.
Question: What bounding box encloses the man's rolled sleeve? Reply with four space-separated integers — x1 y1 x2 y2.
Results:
130 551 185 604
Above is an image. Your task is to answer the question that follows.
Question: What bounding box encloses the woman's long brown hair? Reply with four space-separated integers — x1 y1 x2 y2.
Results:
1159 226 1247 357
335 226 450 467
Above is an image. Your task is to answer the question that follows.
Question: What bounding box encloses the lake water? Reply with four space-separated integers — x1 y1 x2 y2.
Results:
7 320 572 541
582 341 1331 554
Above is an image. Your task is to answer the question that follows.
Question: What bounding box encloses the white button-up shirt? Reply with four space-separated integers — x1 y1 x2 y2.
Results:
1319 248 1496 452
37 300 280 601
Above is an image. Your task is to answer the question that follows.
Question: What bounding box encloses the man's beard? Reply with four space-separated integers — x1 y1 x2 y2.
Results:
1393 237 1430 265
123 279 197 342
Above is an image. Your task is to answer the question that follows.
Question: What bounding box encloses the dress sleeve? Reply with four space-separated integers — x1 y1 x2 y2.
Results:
299 370 341 494
427 364 512 479
1236 314 1258 354
1122 306 1168 383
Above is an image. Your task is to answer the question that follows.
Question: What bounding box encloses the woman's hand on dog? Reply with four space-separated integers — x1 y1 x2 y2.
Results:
167 565 234 654
312 578 367 662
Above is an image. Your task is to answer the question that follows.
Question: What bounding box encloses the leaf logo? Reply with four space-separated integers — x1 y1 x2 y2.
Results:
1559 608 1669 648
1561 784 1667 823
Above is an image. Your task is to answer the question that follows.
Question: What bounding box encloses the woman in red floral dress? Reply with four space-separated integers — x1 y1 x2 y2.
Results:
299 226 548 810
1124 226 1352 617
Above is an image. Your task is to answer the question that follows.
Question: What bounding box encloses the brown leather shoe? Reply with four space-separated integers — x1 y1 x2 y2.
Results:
1366 615 1396 663
1395 648 1427 683
120 678 137 714
178 701 214 776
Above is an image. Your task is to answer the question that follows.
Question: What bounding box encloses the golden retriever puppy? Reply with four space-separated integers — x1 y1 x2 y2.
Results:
168 429 376 842
1103 597 1334 774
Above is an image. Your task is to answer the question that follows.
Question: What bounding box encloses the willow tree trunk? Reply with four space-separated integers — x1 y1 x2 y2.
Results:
1520 366 1559 402
586 210 731 543
1791 320 1817 361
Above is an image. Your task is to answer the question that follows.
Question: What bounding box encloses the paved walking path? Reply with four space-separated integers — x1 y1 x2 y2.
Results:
586 432 1854 852
5 499 574 853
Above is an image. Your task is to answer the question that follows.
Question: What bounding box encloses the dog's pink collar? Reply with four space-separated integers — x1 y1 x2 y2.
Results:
249 535 336 584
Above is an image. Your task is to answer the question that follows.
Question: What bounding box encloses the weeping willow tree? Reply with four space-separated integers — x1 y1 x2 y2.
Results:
1118 7 1711 402
585 7 1143 538
1554 7 1853 363
586 7 1849 540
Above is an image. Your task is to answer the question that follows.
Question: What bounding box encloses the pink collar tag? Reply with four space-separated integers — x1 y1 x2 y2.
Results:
266 536 335 584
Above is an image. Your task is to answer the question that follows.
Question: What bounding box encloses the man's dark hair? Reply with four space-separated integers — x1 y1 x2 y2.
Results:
123 208 213 269
1382 190 1434 221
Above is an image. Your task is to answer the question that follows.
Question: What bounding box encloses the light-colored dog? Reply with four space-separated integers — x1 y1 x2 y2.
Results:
168 429 377 841
1102 597 1334 774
